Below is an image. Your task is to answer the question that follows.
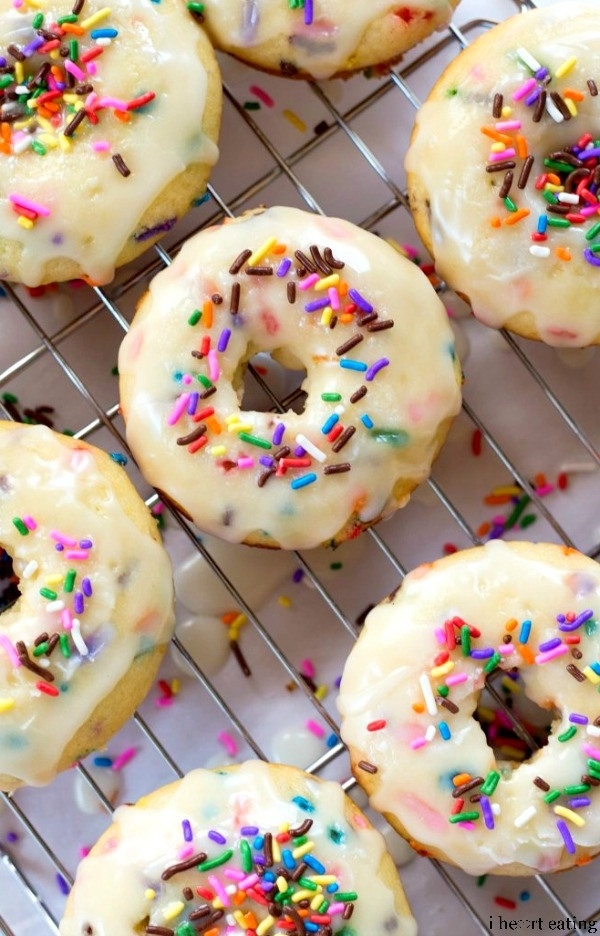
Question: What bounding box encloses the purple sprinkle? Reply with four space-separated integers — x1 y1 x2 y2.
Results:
348 288 373 313
187 392 199 416
558 608 594 632
292 568 304 583
259 455 274 467
556 819 576 854
524 87 541 106
538 636 562 653
480 795 495 830
82 577 93 597
240 826 259 836
272 422 285 446
535 67 549 81
365 357 389 382
259 878 275 889
0 57 6 67
74 592 84 615
582 147 600 160
208 830 227 845
569 713 589 725
276 258 292 277
304 0 313 25
79 539 93 549
217 328 231 353
584 248 600 267
487 523 505 541
471 647 495 659
254 855 266 866
294 445 306 457
56 873 70 896
134 217 177 242
569 797 591 809
55 543 64 552
23 36 45 56
6 831 18 843
304 297 329 312
556 614 566 623
182 819 193 842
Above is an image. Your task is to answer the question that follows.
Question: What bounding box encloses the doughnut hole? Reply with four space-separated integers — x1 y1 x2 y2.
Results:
475 669 559 765
238 351 307 415
0 547 20 613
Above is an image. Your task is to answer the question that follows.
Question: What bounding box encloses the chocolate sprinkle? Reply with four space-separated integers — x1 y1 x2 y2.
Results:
246 266 273 275
294 250 317 274
145 927 173 936
189 906 211 921
335 333 363 356
229 249 251 274
499 170 514 200
63 106 87 137
517 155 535 190
349 385 367 404
533 89 547 123
16 641 54 680
533 776 550 791
229 282 240 314
331 426 355 452
367 319 394 332
182 886 193 901
566 663 585 682
230 639 251 677
287 281 296 304
323 247 345 269
440 697 459 714
486 160 517 173
112 153 131 177
309 244 332 275
588 79 598 97
452 776 484 798
358 759 378 774
571 647 583 660
161 851 207 880
323 463 351 475
289 819 313 837
492 93 503 119
263 832 273 867
550 91 571 121
176 425 206 445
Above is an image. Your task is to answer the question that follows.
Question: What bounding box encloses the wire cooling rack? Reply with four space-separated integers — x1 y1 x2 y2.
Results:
3 0 600 933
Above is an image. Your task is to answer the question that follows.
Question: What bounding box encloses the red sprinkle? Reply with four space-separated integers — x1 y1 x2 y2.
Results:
36 681 59 697
494 897 517 910
471 428 482 456
557 471 568 490
367 719 387 731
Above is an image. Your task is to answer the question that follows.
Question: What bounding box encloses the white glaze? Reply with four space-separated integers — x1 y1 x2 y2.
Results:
201 0 457 79
0 423 174 787
118 206 462 551
338 540 600 875
0 0 219 285
405 2 600 347
59 760 418 936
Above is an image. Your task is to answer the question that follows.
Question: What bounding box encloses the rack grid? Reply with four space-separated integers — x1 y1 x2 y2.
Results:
3 0 600 933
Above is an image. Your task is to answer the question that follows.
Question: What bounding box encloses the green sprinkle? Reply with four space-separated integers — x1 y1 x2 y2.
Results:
239 839 253 873
557 725 577 742
274 887 295 904
64 569 76 593
547 217 571 229
32 12 44 27
57 13 78 22
188 309 202 326
542 189 558 204
461 624 471 656
175 924 196 936
329 562 343 571
59 633 71 658
244 101 261 111
369 428 410 447
69 39 78 61
449 811 480 824
589 243 600 254
321 392 342 402
481 770 501 796
0 75 14 89
436 684 449 697
503 196 517 212
197 374 213 388
563 784 590 795
32 642 49 657
586 221 600 241
585 618 598 636
297 877 318 891
543 789 561 804
477 875 487 887
292 834 308 846
187 1 205 12
39 587 57 601
12 517 28 536
238 432 272 450
196 848 233 872
586 759 600 777
544 159 575 173
317 900 329 914
2 392 18 403
336 892 358 902
483 652 502 674
504 494 530 529
31 140 47 156
519 514 537 528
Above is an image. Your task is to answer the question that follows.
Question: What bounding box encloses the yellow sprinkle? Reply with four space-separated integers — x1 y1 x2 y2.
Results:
275 875 288 894
144 888 156 900
500 676 521 694
59 135 72 153
45 574 63 587
314 684 328 701
308 875 337 886
170 678 180 695
256 916 275 936
490 141 507 153
15 61 24 84
500 105 512 118
314 273 340 292
38 134 58 150
233 911 248 929
231 613 247 630
291 840 315 859
225 414 240 425
228 626 240 641
583 666 600 685
477 705 495 722
565 98 577 118
209 445 227 457
278 822 290 833
430 660 455 678
554 805 586 827
0 699 15 714
544 183 564 193
282 108 307 133
271 838 281 863
278 595 292 609
555 56 577 79
162 900 185 922
310 893 324 910
491 485 522 496
62 94 79 104
17 216 34 230
228 422 253 433
80 6 112 29
247 236 277 267
212 897 224 909
292 889 317 903
319 306 333 326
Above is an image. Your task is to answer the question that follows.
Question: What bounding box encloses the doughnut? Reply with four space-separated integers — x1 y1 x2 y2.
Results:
337 539 600 876
0 421 174 791
118 205 462 551
405 1 600 347
0 0 222 287
197 1 461 81
59 759 418 936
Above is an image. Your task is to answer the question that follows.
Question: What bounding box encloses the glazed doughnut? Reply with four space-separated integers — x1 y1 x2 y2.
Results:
0 421 174 791
338 540 600 876
59 759 417 936
0 0 221 286
405 1 600 347
198 0 461 80
118 206 462 551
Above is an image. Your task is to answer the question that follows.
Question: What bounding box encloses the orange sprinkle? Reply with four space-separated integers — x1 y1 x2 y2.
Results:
480 126 513 145
244 912 259 928
204 929 219 936
515 134 528 159
202 299 213 328
232 891 246 906
516 642 535 665
563 88 585 101
272 243 286 254
50 65 65 82
61 22 84 34
477 521 491 537
504 208 530 226
452 772 472 786
338 280 348 297
205 415 222 435
338 313 354 324
114 109 131 123
221 611 238 625
546 172 561 186
505 618 518 632
556 246 572 261
490 216 502 228
483 493 512 505
534 472 547 487
412 702 425 714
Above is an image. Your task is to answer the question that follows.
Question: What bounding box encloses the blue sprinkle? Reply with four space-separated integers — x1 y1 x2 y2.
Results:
321 413 339 434
326 882 339 893
326 732 339 748
253 835 264 849
282 848 296 870
290 473 317 490
305 924 319 933
90 27 118 38
438 721 451 741
590 661 600 676
360 414 374 429
303 854 326 873
537 214 548 234
56 873 70 895
292 795 315 813
339 358 368 372
518 619 532 644
263 870 276 882
110 452 128 466
93 755 113 767
520 891 531 902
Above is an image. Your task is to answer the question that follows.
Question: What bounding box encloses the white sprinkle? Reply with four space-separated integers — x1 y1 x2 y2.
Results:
557 192 579 205
71 619 89 656
516 47 542 73
514 805 537 828
586 724 600 738
530 245 551 258
545 96 564 123
295 434 326 463
334 404 345 416
425 724 436 742
419 672 438 716
560 461 597 474
491 803 501 816
46 600 65 614
21 560 38 580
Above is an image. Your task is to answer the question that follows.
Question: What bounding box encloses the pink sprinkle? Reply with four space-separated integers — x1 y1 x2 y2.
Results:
249 84 275 108
306 719 324 738
237 457 254 469
86 61 97 76
167 393 191 426
91 140 110 152
497 644 514 656
458 821 477 831
224 869 246 882
534 483 555 498
22 515 37 530
410 737 428 750
446 672 468 686
495 120 521 131
50 530 77 546
96 95 127 111
61 608 73 630
535 644 569 664
489 148 517 162
79 846 90 859
0 635 21 668
177 843 194 860
328 287 340 310
111 746 137 771
64 59 85 81
64 550 89 561
182 373 193 385
218 731 238 757
582 742 600 761
581 205 599 217
208 349 220 382
300 658 315 678
9 193 51 216
156 696 174 707
327 903 345 916
298 273 319 291
85 91 99 111
512 78 537 101
434 627 446 645
208 874 229 907
238 873 259 890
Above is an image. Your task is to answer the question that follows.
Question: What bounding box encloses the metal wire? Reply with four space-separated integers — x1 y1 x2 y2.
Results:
3 1 600 933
